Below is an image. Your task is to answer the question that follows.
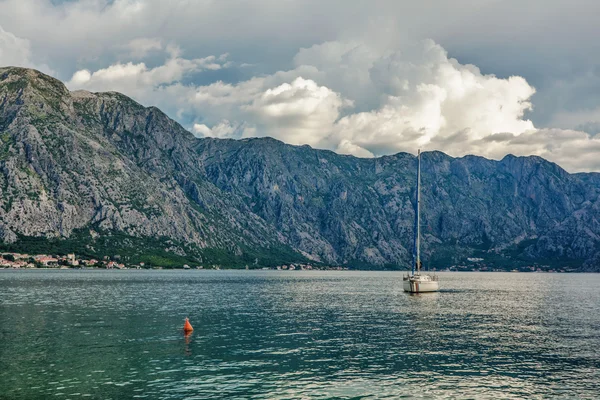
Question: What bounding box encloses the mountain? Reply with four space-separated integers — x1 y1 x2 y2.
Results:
1 67 599 270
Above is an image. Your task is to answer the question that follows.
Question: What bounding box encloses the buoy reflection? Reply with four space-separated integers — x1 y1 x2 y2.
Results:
184 330 193 356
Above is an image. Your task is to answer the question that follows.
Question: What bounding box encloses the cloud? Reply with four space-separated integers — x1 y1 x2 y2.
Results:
575 121 600 136
473 129 600 172
329 40 536 157
2 0 600 133
189 39 600 172
292 41 380 110
186 76 347 146
245 77 348 146
125 37 163 59
550 105 600 135
336 139 375 158
192 120 253 139
60 36 600 172
2 0 599 173
0 24 53 75
0 24 32 67
67 51 229 95
184 39 539 162
192 123 212 137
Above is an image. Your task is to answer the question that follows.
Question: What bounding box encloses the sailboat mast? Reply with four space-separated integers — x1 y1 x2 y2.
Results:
412 150 422 275
416 149 421 274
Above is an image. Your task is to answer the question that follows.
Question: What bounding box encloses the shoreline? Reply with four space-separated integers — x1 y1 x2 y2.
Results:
0 268 593 273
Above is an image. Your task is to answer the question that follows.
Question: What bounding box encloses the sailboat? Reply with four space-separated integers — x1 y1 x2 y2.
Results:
403 150 439 293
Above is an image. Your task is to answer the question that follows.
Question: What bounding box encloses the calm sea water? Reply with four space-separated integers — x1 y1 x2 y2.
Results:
0 270 599 399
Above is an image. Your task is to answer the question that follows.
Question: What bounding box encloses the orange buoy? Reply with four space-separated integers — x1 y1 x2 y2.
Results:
183 317 194 333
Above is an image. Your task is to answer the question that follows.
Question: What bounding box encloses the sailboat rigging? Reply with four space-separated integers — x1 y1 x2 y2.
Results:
403 149 440 293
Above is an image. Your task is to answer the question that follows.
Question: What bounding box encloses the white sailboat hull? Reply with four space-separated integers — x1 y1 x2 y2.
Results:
403 275 439 293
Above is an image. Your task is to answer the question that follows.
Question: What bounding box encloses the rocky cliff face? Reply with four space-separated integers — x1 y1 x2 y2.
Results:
0 67 290 266
1 67 599 270
195 139 600 270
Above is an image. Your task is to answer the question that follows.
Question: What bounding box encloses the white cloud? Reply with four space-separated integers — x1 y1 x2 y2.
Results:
67 52 229 95
336 139 375 158
70 69 92 86
0 25 32 67
184 76 348 146
0 24 53 75
329 40 537 157
183 40 599 171
245 77 348 146
192 120 249 139
186 40 540 162
192 123 212 137
44 34 600 172
292 41 380 110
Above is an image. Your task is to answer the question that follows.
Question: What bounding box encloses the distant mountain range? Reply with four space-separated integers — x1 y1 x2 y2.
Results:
1 67 599 271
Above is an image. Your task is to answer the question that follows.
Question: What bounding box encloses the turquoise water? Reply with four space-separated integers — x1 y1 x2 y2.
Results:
0 270 599 399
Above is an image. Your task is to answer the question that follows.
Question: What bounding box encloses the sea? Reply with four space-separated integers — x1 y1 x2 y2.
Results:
0 270 599 399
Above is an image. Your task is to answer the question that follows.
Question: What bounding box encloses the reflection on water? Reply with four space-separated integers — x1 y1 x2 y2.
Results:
1 270 599 398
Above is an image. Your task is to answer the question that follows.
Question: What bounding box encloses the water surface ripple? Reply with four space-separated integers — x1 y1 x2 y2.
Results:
1 271 599 399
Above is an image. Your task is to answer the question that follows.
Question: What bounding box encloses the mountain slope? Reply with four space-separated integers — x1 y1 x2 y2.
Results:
0 67 299 266
1 67 600 270
195 139 600 270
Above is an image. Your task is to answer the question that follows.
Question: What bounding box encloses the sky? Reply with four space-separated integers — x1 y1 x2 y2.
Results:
1 0 600 172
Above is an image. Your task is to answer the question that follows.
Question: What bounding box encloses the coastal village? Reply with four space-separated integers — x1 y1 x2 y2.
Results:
0 252 348 271
0 252 127 269
0 251 572 272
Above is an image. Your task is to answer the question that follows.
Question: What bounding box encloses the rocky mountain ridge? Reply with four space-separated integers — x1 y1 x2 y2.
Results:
1 67 599 270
